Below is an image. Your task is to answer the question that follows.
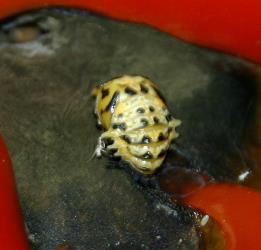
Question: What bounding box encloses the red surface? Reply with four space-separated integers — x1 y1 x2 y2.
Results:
159 168 261 250
184 184 261 250
0 0 261 63
0 136 30 250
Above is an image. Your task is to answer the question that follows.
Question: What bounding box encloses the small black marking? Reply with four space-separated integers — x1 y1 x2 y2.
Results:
136 107 145 113
101 88 109 99
165 113 173 122
140 118 149 127
121 135 131 144
102 137 114 147
141 136 151 144
112 123 126 131
149 106 155 112
158 149 167 158
153 117 159 124
125 87 137 95
105 91 119 113
168 127 173 133
108 148 118 155
140 83 149 93
152 87 167 105
118 113 123 118
142 151 153 159
158 133 166 141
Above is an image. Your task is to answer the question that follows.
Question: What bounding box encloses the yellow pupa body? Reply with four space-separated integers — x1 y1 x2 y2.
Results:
92 75 181 174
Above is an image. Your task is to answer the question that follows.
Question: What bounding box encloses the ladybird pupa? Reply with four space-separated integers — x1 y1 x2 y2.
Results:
92 75 181 174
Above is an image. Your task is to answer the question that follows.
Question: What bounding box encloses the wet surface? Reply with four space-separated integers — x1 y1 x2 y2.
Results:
0 8 260 249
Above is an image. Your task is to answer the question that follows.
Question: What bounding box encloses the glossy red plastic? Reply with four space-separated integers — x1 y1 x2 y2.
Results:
184 184 261 250
0 136 30 250
0 0 261 63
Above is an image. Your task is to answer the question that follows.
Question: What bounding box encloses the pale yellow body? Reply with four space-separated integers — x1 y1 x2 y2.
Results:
92 75 181 174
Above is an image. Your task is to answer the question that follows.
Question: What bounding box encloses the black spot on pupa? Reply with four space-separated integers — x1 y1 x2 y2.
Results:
101 88 109 99
149 106 155 112
102 137 114 147
112 123 126 131
105 91 119 113
168 127 173 133
121 135 131 144
136 107 145 113
165 114 173 122
108 148 118 156
125 87 137 95
153 117 159 124
158 149 167 158
142 151 153 159
158 133 166 141
118 113 123 118
140 118 149 127
141 136 151 144
140 83 149 93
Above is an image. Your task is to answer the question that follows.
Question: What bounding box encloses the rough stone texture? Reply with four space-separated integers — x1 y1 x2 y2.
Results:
0 9 259 250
